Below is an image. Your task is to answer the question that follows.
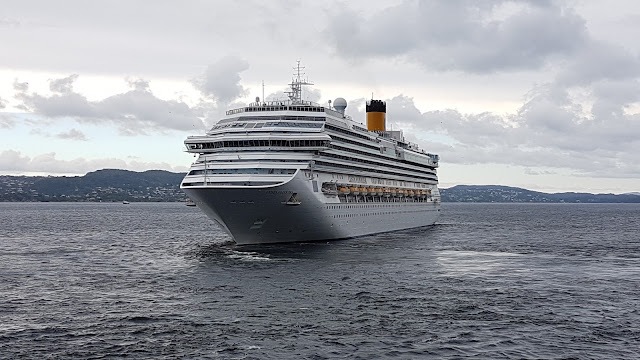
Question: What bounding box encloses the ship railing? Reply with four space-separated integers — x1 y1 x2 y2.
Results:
225 101 352 120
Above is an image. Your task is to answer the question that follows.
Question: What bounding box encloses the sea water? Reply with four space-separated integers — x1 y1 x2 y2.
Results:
0 202 638 359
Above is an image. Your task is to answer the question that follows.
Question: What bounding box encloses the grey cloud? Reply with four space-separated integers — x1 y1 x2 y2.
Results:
326 0 588 73
127 78 151 92
555 41 640 86
13 80 29 92
56 128 88 141
591 79 640 121
191 56 250 104
0 97 7 109
16 75 206 134
1 1 300 76
50 74 79 93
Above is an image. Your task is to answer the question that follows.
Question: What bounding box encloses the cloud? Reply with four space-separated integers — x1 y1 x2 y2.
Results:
191 56 250 104
0 150 187 175
326 1 588 73
49 74 79 93
15 74 206 134
555 41 640 87
56 128 88 141
13 80 29 92
0 17 22 28
384 92 640 178
12 57 256 135
0 113 16 129
524 168 557 175
0 97 7 109
264 86 323 103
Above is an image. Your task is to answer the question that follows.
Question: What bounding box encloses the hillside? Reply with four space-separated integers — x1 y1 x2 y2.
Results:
0 169 187 202
2 171 639 203
440 185 640 203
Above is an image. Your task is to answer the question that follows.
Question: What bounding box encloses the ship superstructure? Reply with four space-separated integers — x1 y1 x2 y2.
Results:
181 63 440 244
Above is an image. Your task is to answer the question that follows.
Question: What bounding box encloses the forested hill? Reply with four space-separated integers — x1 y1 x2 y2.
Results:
1 171 639 203
440 185 640 203
0 169 187 202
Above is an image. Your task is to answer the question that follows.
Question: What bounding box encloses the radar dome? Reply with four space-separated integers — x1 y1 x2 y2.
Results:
333 97 347 113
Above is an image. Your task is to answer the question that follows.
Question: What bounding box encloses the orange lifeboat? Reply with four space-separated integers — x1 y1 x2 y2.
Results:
383 188 391 197
339 186 350 194
407 190 415 197
390 188 398 196
375 188 383 196
349 186 360 195
359 186 368 195
397 189 405 197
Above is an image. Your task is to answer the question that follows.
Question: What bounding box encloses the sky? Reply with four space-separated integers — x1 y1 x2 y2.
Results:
1 0 639 194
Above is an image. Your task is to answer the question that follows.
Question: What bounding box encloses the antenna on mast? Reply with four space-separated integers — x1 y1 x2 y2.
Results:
262 80 265 105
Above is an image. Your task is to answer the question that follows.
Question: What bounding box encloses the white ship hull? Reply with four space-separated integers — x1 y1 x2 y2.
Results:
183 172 440 245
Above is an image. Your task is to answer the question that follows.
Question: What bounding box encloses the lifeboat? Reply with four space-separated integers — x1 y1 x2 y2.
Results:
359 186 368 195
349 186 360 195
390 188 398 196
367 187 376 195
383 188 391 197
418 190 426 198
339 186 350 194
407 190 415 197
375 188 383 196
397 189 405 197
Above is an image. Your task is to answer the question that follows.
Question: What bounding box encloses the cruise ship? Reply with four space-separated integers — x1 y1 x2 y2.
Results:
181 63 441 244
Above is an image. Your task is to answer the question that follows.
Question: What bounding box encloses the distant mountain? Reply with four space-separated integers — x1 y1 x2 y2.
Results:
2 170 639 203
0 169 187 202
441 185 640 203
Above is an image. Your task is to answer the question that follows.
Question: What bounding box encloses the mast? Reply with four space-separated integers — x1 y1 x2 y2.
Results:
285 60 313 104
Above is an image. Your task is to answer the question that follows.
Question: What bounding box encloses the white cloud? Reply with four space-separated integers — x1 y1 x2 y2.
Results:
0 150 187 175
524 168 557 176
55 128 88 141
385 91 640 179
0 113 16 129
15 74 206 134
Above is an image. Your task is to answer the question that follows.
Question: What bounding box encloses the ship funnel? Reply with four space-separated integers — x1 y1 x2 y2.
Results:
366 99 386 131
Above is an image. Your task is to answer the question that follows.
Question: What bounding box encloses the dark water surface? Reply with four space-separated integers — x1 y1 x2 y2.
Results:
1 202 639 359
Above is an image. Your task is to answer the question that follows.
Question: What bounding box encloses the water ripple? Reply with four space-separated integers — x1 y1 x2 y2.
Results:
0 202 639 358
